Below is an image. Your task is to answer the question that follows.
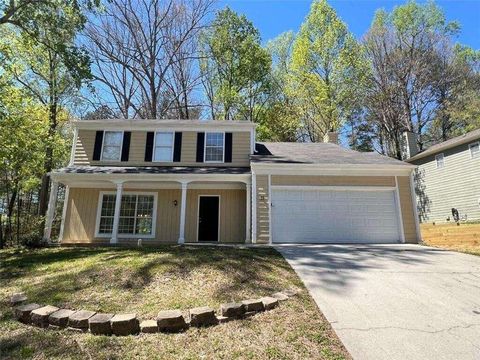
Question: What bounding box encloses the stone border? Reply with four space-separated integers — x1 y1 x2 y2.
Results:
10 288 300 336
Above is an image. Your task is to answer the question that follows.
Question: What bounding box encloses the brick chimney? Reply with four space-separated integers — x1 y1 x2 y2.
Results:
323 131 339 144
401 131 419 159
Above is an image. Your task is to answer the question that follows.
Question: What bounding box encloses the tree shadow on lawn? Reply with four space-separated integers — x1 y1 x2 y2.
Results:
1 246 297 318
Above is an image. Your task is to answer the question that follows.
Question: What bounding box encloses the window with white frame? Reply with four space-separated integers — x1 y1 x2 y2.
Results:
101 131 123 161
98 194 154 236
469 142 479 159
435 153 445 168
154 132 174 162
205 132 224 162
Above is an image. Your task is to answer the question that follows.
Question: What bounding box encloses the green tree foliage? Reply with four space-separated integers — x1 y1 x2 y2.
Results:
291 0 368 142
199 7 271 121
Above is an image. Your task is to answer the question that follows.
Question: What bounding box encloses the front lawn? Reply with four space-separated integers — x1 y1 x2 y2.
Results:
421 223 480 256
0 246 349 360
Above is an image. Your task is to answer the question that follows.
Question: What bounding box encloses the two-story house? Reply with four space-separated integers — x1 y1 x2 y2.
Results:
43 119 420 245
404 128 480 223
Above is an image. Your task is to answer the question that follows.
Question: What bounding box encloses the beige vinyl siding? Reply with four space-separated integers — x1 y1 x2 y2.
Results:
73 130 251 167
412 143 480 223
256 175 270 244
62 187 244 244
62 188 181 244
257 175 419 244
397 176 418 243
185 189 246 243
271 175 395 187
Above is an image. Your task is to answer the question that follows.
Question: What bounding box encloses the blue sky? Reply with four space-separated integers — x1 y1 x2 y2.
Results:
218 0 480 49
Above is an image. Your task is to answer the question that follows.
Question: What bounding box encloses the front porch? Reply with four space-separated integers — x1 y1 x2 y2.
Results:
45 168 252 245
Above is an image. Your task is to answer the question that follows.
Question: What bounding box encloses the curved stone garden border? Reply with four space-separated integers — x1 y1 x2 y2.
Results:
10 288 300 336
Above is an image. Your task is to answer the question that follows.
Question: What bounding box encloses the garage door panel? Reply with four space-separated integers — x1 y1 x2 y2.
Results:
272 188 401 244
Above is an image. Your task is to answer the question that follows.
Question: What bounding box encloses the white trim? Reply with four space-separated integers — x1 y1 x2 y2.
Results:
410 172 422 242
435 153 445 169
152 131 174 163
73 119 256 132
95 190 158 239
245 181 251 243
268 174 272 245
270 185 397 192
43 180 59 242
69 128 78 166
196 195 221 242
469 141 480 159
251 172 257 243
178 181 188 244
58 185 69 242
204 131 225 163
51 181 246 190
101 130 124 162
394 176 406 243
250 128 255 154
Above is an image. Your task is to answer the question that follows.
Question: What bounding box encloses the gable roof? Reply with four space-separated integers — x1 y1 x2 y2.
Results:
252 142 412 167
406 128 480 162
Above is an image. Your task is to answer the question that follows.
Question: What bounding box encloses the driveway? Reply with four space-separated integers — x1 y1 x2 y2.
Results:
277 244 480 360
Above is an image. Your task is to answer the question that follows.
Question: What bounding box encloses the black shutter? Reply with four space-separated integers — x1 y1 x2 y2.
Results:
93 131 104 161
173 132 182 162
196 132 205 162
144 132 154 162
121 132 131 161
225 132 233 163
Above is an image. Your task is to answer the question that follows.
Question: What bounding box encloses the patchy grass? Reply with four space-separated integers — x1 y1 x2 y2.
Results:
0 246 349 360
421 223 480 256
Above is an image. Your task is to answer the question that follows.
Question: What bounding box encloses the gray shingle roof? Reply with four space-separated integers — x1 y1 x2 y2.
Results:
53 166 251 175
252 142 412 166
406 128 480 162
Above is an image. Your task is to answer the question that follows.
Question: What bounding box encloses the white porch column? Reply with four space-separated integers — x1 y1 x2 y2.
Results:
111 181 124 244
178 181 188 244
251 172 257 243
245 181 252 243
43 179 59 242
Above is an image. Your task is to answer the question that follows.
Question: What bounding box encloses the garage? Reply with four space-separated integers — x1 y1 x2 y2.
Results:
271 187 402 244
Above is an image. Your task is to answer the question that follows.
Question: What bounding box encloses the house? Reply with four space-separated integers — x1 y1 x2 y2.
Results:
404 128 480 223
43 119 420 245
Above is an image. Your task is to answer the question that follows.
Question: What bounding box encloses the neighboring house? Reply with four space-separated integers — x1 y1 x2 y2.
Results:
43 119 420 245
405 128 480 223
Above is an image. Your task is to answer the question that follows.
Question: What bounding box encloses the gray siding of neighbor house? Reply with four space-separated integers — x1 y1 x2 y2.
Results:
412 142 480 223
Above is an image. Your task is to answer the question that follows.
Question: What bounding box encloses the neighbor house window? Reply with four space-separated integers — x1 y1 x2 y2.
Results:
435 153 444 168
469 142 479 159
98 193 155 236
101 131 123 161
205 132 224 162
154 132 174 162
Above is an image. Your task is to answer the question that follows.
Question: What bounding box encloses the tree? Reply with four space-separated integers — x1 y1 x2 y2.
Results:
363 1 462 158
258 31 300 141
86 0 213 119
199 7 271 121
0 5 90 236
291 0 368 142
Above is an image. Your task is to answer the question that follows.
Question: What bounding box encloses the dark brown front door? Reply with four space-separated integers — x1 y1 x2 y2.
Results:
198 196 219 242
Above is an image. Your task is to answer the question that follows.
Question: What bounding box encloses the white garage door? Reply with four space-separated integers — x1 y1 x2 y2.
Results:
271 188 402 244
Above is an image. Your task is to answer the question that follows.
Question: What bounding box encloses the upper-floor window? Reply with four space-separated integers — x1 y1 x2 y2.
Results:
102 131 123 161
435 153 444 169
154 132 174 162
469 142 479 159
205 132 224 162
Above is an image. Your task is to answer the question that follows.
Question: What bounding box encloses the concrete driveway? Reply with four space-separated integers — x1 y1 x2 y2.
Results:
277 244 480 360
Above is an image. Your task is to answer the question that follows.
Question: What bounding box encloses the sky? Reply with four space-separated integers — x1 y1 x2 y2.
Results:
218 0 480 49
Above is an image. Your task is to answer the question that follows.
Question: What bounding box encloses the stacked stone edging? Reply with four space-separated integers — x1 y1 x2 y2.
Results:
10 288 300 336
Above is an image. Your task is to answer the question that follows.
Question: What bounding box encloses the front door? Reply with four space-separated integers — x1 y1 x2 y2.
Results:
198 196 219 242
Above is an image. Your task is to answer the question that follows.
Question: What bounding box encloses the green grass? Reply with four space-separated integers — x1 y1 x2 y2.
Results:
0 246 350 360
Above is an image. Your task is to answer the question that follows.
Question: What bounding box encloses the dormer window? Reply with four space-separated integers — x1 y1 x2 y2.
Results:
435 153 444 169
205 132 224 162
153 132 174 162
101 131 123 161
